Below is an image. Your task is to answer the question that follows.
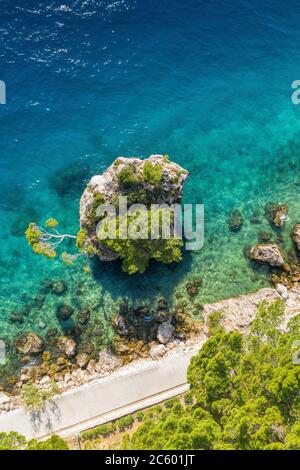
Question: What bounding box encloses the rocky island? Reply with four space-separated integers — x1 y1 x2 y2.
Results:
79 154 189 274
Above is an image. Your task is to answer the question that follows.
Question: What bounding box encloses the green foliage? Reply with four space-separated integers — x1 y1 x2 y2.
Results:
76 229 87 249
118 164 143 188
27 435 69 450
165 398 180 409
117 415 134 431
136 411 144 422
251 299 285 342
61 252 75 266
25 223 56 259
89 193 106 221
122 301 300 450
98 208 183 274
81 422 116 441
0 432 27 450
25 221 77 262
207 310 224 336
142 161 163 185
22 381 58 411
45 218 59 229
0 432 68 451
184 391 194 406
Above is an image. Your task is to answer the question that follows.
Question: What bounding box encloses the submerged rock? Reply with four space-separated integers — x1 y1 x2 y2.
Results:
157 298 168 310
228 209 244 232
292 224 300 251
49 162 90 199
9 312 24 324
33 294 46 309
56 304 74 321
77 308 90 326
156 310 171 323
15 333 44 356
258 231 272 244
264 202 289 228
49 280 68 296
186 278 202 298
250 243 285 267
112 315 130 336
10 207 40 237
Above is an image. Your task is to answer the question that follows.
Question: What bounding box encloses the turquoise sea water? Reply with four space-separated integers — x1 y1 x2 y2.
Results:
1 0 300 377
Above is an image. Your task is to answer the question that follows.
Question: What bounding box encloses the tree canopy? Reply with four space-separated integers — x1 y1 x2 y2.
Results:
0 432 68 451
122 300 300 450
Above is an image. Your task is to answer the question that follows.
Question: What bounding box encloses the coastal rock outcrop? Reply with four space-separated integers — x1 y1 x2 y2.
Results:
76 353 90 369
95 349 123 375
15 333 44 356
79 155 189 263
250 243 285 267
57 336 76 358
203 288 281 333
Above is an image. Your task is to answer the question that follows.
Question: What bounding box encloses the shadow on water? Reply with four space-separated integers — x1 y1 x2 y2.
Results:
91 251 194 307
48 161 93 200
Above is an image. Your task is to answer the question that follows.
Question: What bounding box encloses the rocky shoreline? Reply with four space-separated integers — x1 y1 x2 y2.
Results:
1 283 299 416
3 168 300 416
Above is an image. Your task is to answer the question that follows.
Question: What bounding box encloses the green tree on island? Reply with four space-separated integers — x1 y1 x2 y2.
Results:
24 155 189 274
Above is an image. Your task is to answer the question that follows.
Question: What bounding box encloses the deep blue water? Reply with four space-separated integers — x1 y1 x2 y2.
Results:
1 0 300 366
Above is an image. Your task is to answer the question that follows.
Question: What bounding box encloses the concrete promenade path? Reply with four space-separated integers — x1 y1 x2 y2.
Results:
0 348 198 440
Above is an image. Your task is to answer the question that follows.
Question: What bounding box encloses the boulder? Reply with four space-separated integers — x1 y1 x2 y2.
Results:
264 203 289 228
156 310 171 323
157 320 175 344
292 224 300 251
86 359 96 374
76 353 90 369
49 280 67 296
276 283 289 300
250 243 285 267
95 349 123 375
149 344 167 359
57 336 76 358
112 315 130 336
15 333 44 355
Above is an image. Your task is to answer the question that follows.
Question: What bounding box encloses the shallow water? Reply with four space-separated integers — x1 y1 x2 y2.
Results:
1 0 300 375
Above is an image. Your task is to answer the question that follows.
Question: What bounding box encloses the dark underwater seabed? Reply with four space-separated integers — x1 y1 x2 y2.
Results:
1 0 300 380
